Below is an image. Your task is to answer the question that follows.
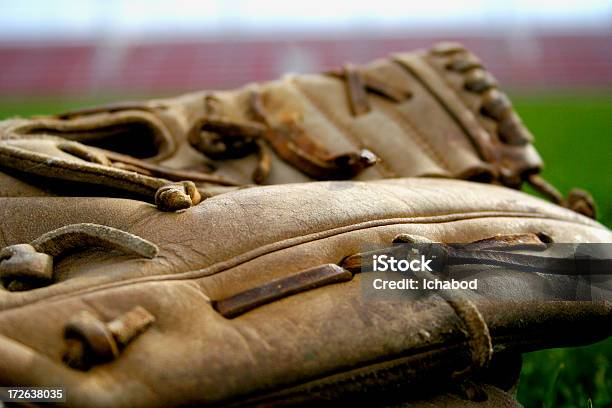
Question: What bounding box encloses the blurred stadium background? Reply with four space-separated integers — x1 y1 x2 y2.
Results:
1 1 612 95
1 1 610 406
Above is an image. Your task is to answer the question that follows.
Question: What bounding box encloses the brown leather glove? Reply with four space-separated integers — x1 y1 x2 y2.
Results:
0 42 595 217
0 179 610 407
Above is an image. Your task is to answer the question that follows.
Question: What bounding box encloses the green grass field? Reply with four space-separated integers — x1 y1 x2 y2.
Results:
0 93 610 407
513 94 612 408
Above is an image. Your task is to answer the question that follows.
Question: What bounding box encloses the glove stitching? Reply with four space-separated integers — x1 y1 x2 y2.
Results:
0 210 585 311
393 55 497 167
290 78 395 178
373 104 453 172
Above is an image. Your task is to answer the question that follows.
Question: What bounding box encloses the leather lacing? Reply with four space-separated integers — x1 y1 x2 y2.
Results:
0 42 597 217
526 173 596 219
187 93 379 183
213 234 524 375
0 224 157 370
426 43 596 218
341 231 609 375
212 259 492 377
327 64 413 116
0 223 158 291
63 306 155 370
213 231 610 378
393 235 493 378
181 64 410 185
0 138 208 212
342 233 497 377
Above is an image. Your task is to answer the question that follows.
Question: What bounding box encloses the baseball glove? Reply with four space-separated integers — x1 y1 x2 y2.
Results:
0 179 610 407
0 42 595 217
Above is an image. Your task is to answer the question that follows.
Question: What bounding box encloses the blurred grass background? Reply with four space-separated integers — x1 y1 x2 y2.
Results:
513 94 612 408
0 93 610 407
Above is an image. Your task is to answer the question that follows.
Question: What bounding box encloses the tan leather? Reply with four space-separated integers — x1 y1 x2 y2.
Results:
387 384 523 407
0 43 553 207
0 41 607 407
0 178 610 407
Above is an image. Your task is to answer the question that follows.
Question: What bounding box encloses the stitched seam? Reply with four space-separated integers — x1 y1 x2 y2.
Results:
374 104 452 172
290 79 395 177
425 58 493 153
422 55 483 130
381 60 457 172
0 210 591 311
393 58 493 164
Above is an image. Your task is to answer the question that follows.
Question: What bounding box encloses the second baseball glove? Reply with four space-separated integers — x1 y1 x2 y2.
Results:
0 42 594 217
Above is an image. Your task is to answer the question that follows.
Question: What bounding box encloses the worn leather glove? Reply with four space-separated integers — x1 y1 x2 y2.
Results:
0 179 610 407
0 42 595 217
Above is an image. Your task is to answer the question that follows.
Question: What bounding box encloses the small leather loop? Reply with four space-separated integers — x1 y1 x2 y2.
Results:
344 64 371 116
526 174 597 219
64 311 120 369
0 244 54 283
464 69 497 93
480 89 512 121
64 307 155 370
430 42 466 56
1 224 158 291
187 117 264 160
526 173 564 204
446 55 483 73
567 189 596 219
248 91 379 180
349 236 494 377
400 245 493 375
186 111 274 184
447 297 493 375
31 223 159 259
106 306 156 347
497 112 532 145
155 181 202 212
252 139 271 185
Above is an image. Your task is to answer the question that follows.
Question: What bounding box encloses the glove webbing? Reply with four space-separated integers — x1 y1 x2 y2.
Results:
187 92 379 183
